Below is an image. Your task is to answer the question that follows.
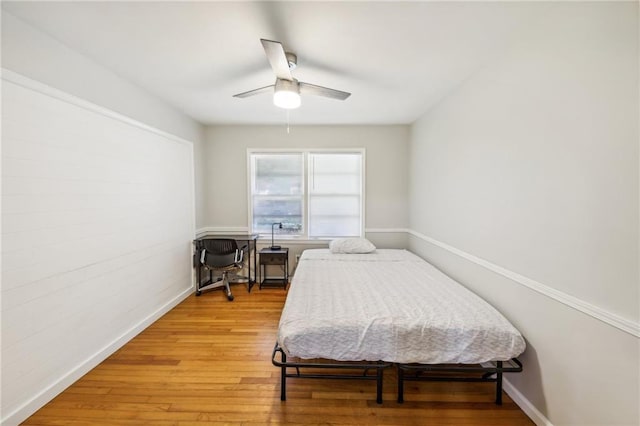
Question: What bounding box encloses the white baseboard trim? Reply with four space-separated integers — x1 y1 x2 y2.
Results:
1 286 193 426
407 229 640 338
504 379 554 426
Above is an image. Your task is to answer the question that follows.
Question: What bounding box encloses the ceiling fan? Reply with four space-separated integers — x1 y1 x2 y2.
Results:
233 39 351 109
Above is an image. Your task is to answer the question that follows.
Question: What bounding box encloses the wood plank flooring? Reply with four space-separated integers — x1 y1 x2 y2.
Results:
24 286 533 425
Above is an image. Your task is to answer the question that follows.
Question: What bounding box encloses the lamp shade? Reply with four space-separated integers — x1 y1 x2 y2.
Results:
273 78 301 109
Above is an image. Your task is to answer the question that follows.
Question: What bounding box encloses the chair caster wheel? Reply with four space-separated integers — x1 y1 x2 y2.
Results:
227 294 234 301
196 291 202 296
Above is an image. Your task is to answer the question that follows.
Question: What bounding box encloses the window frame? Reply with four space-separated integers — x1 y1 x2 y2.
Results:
247 148 365 241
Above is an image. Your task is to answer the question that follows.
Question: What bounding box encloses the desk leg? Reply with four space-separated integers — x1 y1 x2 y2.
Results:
247 240 251 291
195 249 202 296
253 239 257 288
248 239 256 292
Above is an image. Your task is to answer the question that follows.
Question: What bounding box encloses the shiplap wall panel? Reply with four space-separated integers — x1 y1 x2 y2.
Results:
1 76 195 422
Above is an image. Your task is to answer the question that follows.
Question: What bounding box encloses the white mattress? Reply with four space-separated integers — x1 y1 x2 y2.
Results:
277 249 525 364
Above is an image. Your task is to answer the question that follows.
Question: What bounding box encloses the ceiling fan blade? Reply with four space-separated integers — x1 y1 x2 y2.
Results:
299 82 351 100
260 39 293 81
233 85 274 98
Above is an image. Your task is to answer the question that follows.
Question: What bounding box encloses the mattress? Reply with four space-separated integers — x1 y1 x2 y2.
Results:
277 249 525 364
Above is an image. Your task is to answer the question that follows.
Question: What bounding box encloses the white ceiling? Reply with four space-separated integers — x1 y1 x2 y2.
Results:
2 1 551 126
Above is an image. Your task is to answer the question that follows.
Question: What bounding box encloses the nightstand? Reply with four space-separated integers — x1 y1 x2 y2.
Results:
259 247 289 289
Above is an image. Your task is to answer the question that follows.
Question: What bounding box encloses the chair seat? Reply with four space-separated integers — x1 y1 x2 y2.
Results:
203 263 243 273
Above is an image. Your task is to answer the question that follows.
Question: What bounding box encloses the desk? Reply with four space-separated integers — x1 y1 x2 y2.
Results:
193 234 259 293
259 247 289 289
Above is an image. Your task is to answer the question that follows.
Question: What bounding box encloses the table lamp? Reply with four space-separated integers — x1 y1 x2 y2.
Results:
271 222 283 250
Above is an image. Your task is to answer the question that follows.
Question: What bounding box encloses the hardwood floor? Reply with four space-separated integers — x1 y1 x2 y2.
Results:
24 286 533 425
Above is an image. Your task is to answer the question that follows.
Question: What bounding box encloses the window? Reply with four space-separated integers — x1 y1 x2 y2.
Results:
249 150 364 239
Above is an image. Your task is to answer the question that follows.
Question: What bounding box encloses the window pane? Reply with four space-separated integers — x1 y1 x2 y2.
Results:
252 197 303 234
312 154 360 173
255 175 302 195
309 216 360 237
311 174 360 194
309 195 360 215
310 153 361 194
254 154 303 195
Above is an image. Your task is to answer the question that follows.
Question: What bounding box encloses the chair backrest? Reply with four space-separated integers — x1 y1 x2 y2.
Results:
201 239 239 269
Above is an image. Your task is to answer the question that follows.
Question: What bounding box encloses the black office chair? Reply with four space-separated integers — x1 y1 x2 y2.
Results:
197 239 247 301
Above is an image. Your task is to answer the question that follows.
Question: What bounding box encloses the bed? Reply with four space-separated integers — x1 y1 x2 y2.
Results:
272 246 525 403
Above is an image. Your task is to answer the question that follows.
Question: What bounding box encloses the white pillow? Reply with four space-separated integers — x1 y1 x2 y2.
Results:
329 238 376 254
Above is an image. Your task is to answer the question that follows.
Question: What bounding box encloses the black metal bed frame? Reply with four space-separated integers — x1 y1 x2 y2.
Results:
271 343 391 404
397 358 523 405
272 342 522 404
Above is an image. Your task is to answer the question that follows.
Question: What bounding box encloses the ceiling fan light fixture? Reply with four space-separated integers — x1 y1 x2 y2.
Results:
274 90 301 109
273 78 301 109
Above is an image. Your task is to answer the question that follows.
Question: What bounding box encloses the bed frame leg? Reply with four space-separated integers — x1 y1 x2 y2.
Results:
280 351 287 401
397 366 404 403
376 366 383 404
495 361 503 405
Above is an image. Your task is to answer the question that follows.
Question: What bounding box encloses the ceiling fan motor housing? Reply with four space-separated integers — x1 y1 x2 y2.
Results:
285 52 297 70
275 78 299 92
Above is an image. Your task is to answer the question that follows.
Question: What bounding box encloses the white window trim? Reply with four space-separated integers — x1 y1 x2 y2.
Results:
246 148 366 241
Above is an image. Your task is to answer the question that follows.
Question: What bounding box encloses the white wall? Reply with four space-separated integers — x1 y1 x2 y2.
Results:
1 11 207 227
202 125 410 257
408 2 638 425
1 12 202 425
1 72 196 425
192 135 207 229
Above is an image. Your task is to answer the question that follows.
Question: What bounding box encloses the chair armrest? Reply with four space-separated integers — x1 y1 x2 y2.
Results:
235 244 248 263
234 248 244 264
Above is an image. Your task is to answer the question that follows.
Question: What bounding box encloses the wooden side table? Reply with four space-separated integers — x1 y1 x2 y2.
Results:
259 247 289 289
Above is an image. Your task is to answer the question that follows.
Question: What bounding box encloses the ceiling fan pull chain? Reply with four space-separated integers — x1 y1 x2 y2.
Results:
286 109 290 134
